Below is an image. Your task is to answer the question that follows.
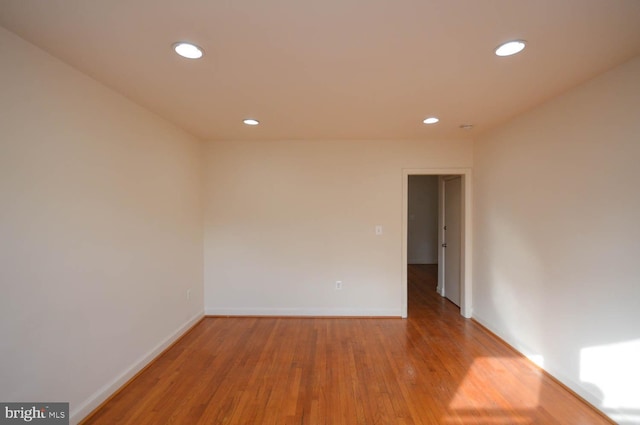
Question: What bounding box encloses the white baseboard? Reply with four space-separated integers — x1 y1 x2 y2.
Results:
70 312 204 424
205 307 402 317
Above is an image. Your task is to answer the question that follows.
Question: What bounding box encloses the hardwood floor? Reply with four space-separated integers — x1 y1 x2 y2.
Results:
82 265 612 424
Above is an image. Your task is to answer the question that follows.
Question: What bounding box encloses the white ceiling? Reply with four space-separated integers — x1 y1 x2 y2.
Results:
1 0 640 141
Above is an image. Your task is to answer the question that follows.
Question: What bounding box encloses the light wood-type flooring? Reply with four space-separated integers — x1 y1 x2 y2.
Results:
82 265 612 424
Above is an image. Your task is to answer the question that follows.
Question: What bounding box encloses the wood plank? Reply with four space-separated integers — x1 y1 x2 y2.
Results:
81 265 613 424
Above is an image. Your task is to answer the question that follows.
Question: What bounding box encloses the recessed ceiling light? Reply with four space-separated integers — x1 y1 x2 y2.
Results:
243 119 260 126
173 42 204 59
423 117 439 125
495 40 526 57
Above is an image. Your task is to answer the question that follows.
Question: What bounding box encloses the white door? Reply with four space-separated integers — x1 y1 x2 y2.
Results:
444 176 461 307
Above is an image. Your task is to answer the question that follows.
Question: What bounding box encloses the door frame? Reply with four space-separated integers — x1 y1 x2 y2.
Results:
402 168 473 318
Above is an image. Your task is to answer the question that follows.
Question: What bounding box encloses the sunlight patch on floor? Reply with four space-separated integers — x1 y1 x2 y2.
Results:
444 357 541 424
449 357 541 409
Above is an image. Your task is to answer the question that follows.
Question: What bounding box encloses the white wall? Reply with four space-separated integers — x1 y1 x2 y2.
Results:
408 175 439 264
0 27 204 423
204 139 472 316
473 56 640 424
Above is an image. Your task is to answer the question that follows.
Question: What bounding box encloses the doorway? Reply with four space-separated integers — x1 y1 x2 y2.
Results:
401 168 472 319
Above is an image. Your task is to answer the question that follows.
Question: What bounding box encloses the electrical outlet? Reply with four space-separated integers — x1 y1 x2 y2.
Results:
335 281 342 290
186 288 191 301
375 225 383 235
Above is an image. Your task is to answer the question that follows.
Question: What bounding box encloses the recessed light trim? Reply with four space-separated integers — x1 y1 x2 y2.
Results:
495 40 526 57
173 42 204 59
423 117 439 125
243 119 260 126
